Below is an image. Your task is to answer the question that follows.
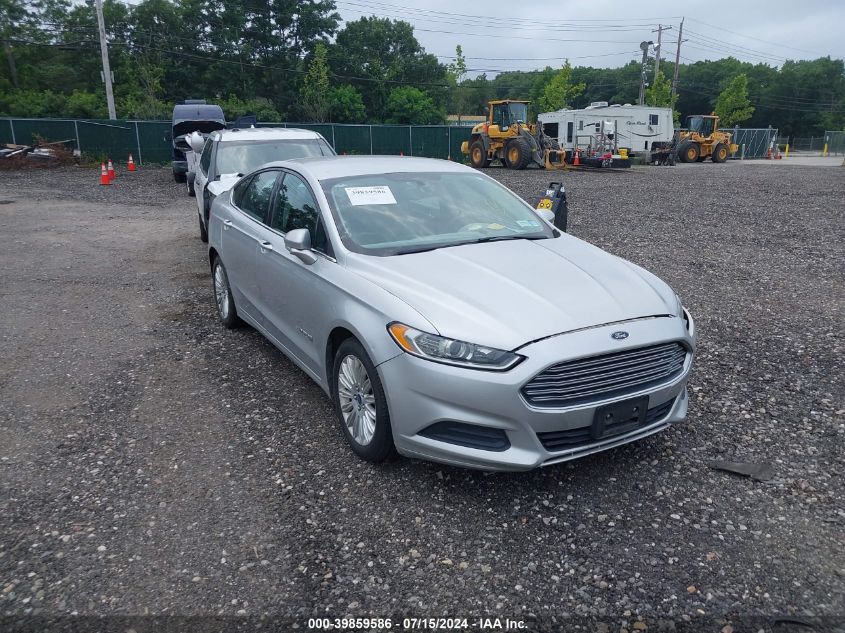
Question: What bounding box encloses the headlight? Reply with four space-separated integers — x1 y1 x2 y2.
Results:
674 294 684 318
387 323 523 371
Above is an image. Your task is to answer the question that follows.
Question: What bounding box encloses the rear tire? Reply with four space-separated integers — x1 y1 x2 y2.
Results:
469 140 490 168
211 256 240 329
504 138 531 170
677 141 700 163
331 338 396 463
712 143 728 163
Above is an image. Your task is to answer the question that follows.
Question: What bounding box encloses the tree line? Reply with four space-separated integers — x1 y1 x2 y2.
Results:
1 0 843 136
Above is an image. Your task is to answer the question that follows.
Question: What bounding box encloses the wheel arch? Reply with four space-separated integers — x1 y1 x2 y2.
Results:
208 246 220 271
470 133 490 154
325 326 357 387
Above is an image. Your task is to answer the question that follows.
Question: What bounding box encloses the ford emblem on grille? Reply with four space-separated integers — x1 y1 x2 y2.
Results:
611 331 629 340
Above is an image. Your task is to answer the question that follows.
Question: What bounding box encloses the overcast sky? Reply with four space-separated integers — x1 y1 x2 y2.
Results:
334 0 845 76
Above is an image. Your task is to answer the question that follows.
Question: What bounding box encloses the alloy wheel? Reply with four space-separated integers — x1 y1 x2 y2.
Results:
337 355 376 445
214 264 229 319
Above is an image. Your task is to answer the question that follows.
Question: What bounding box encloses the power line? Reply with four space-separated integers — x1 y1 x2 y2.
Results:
685 17 825 57
334 0 679 27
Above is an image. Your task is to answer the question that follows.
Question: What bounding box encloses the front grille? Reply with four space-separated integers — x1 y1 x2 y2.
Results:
538 397 676 452
522 342 687 408
418 421 510 452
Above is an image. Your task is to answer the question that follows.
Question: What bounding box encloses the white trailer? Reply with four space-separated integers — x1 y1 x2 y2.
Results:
538 102 674 155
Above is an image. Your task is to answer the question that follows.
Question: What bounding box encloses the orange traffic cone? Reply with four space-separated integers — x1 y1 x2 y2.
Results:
107 159 116 181
573 150 580 166
400 150 404 156
99 162 110 186
127 154 137 171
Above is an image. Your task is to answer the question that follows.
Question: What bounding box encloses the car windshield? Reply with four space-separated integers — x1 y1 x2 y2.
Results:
320 171 555 256
216 139 334 174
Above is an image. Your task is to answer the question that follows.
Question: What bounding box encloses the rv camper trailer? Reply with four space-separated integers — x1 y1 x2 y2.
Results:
538 102 674 156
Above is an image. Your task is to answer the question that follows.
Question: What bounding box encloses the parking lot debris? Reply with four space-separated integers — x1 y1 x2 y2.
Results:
0 140 74 167
707 460 774 482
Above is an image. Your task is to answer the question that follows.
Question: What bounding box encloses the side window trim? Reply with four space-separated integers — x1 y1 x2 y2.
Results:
268 169 334 258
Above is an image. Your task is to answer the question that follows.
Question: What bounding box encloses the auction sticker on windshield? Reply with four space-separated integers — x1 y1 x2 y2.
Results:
345 186 397 206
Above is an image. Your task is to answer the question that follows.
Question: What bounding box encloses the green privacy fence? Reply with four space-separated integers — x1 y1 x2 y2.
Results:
1 118 473 165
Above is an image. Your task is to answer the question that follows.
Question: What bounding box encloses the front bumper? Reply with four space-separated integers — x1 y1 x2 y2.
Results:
378 313 695 471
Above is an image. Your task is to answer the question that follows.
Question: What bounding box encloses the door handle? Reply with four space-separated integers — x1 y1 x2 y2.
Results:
259 241 273 253
223 219 232 231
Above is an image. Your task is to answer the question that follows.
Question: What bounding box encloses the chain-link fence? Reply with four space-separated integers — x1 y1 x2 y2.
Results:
5 117 793 164
721 127 779 159
777 132 845 155
1 118 473 165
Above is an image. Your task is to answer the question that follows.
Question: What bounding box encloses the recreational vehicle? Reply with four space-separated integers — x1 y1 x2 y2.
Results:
538 102 674 156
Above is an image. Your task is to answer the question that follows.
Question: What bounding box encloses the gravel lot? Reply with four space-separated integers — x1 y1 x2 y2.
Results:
0 162 843 632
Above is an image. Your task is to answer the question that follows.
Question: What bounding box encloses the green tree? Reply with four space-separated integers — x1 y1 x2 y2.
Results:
299 42 331 122
215 94 281 121
331 17 446 120
645 70 679 125
65 89 107 118
537 61 585 114
714 73 755 126
446 44 466 84
385 86 443 124
329 85 366 123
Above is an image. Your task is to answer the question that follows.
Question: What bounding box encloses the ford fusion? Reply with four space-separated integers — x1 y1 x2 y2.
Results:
207 156 695 471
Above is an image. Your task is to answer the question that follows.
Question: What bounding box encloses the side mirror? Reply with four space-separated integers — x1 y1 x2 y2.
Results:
284 228 318 265
536 208 555 225
189 131 205 154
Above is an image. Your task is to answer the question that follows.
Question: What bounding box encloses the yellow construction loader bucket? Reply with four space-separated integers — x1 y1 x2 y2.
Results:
619 148 628 159
544 149 567 170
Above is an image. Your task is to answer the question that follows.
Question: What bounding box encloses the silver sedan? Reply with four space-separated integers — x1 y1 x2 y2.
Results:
207 156 695 471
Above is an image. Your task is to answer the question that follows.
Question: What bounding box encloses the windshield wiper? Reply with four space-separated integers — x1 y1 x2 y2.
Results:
393 234 546 255
464 234 548 244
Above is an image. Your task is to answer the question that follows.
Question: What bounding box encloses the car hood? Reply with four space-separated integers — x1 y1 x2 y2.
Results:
346 234 678 350
207 173 242 196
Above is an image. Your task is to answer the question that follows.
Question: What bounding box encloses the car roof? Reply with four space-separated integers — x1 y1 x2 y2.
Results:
215 127 325 142
260 155 473 180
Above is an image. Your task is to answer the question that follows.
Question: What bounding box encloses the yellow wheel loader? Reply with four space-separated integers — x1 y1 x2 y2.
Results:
675 114 739 163
460 100 567 170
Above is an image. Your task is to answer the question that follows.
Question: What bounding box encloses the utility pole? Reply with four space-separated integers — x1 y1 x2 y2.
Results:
95 0 116 119
638 40 652 106
652 24 672 80
671 18 685 103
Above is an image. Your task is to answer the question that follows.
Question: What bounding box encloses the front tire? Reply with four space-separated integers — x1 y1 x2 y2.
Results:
212 256 240 329
332 338 396 463
504 138 531 170
186 172 196 197
677 141 700 163
174 171 186 183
